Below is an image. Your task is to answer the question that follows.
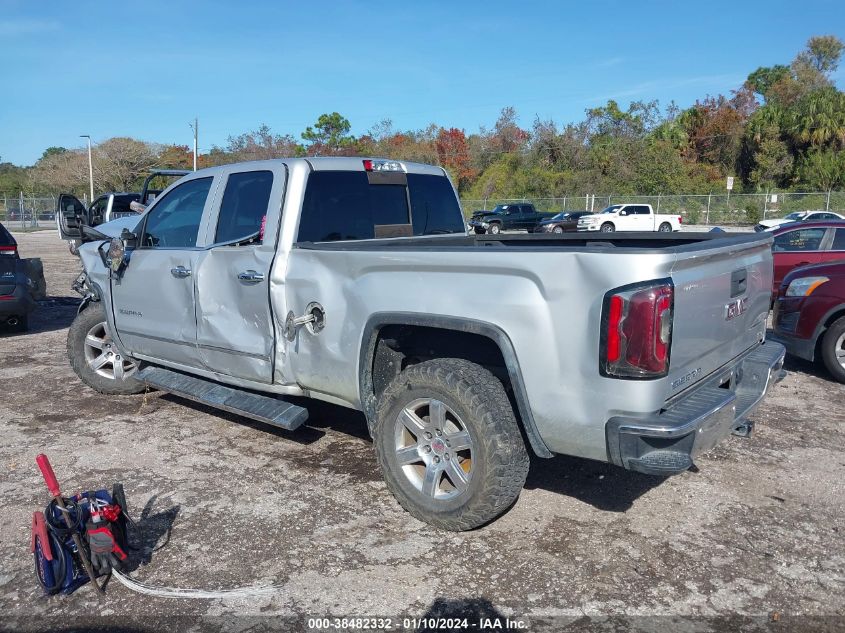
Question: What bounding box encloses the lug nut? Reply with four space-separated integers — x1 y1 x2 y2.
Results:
445 440 451 447
433 456 441 464
435 430 442 437
422 445 431 454
424 432 432 440
444 453 450 460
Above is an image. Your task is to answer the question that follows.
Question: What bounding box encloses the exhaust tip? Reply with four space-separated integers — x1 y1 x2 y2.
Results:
7 317 19 326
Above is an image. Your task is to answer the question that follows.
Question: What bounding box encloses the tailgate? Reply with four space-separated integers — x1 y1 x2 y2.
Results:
0 256 16 295
668 236 772 393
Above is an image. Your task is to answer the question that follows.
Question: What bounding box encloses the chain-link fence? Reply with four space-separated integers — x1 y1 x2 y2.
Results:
461 191 845 226
0 194 73 230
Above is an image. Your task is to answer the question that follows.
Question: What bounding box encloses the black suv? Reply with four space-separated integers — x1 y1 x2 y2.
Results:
0 222 34 331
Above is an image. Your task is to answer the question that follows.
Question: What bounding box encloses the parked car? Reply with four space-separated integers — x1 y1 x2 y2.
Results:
0 221 35 331
770 220 845 294
61 157 784 531
771 260 845 383
57 169 190 254
467 203 555 234
755 210 844 232
577 204 682 232
533 211 592 233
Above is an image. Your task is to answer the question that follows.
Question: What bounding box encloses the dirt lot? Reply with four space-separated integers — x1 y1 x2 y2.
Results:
1 230 843 633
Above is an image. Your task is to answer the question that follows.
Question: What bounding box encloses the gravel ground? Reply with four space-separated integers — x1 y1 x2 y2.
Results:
1 230 843 633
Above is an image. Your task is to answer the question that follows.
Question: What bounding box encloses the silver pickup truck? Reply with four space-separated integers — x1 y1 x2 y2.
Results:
61 157 785 531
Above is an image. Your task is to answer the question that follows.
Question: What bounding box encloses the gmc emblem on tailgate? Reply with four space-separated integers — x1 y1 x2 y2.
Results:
725 297 748 321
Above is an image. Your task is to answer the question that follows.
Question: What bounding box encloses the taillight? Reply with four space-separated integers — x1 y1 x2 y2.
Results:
678 216 683 224
601 279 674 379
0 245 17 256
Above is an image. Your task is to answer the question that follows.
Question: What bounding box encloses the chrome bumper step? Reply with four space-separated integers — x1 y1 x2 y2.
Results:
138 366 308 431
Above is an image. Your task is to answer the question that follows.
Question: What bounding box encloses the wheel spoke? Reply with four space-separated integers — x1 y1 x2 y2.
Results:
445 430 472 452
85 334 105 350
89 352 110 370
396 445 422 465
429 399 446 428
421 464 439 497
399 407 427 435
113 360 125 380
835 348 845 359
445 459 469 492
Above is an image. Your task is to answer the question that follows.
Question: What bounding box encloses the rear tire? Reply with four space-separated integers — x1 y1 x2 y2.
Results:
373 358 529 531
658 222 672 232
67 303 145 395
820 316 845 384
600 222 615 233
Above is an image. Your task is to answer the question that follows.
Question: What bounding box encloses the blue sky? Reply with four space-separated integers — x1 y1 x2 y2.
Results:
0 0 843 165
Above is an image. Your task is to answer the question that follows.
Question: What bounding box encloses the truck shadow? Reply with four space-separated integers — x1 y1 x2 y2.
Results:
162 396 662 512
524 454 664 512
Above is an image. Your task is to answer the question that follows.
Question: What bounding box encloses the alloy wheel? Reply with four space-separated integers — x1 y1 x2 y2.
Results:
393 397 474 500
83 322 137 381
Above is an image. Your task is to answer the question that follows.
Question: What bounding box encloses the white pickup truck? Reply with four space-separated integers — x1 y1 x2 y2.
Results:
578 204 682 233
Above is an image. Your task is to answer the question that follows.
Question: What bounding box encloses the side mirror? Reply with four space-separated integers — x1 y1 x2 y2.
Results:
619 210 627 216
105 238 126 273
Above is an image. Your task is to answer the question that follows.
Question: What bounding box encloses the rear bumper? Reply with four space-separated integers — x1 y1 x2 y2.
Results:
0 285 35 319
605 342 786 476
768 330 816 362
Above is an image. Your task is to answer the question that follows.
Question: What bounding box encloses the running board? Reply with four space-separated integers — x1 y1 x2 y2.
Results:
138 366 308 431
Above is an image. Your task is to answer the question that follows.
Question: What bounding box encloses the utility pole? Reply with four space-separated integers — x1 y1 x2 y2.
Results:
80 135 94 201
190 118 198 171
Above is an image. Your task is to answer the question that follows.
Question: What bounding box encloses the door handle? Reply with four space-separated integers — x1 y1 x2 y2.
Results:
237 270 265 283
170 266 192 278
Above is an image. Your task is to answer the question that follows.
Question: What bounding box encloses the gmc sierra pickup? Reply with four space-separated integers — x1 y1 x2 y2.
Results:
61 157 785 531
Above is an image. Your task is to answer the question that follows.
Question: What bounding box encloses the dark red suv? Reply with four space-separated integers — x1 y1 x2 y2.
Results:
772 259 845 383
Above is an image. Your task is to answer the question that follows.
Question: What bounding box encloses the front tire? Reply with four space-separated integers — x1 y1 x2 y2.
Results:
67 303 145 395
488 223 501 235
373 358 529 531
552 226 563 234
820 316 845 383
600 222 615 233
658 222 672 232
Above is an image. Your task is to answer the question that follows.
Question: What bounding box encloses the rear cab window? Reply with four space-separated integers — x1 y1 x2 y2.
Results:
297 170 464 242
214 170 274 244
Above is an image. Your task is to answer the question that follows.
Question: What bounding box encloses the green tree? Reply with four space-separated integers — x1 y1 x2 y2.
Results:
301 112 354 155
746 65 790 101
40 146 68 161
798 149 845 190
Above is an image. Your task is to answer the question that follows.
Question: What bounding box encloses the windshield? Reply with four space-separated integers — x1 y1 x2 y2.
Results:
490 205 509 214
601 205 623 214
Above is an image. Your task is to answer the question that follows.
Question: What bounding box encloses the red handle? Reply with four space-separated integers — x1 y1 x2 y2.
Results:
36 454 60 497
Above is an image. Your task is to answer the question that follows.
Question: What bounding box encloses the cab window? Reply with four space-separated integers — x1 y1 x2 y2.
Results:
832 228 845 251
142 177 213 248
214 170 274 244
772 228 826 252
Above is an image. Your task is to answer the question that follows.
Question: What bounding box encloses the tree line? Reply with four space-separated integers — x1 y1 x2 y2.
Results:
1 35 842 202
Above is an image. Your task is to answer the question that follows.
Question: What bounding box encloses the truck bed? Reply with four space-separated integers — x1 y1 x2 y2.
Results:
285 229 775 462
295 231 766 253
